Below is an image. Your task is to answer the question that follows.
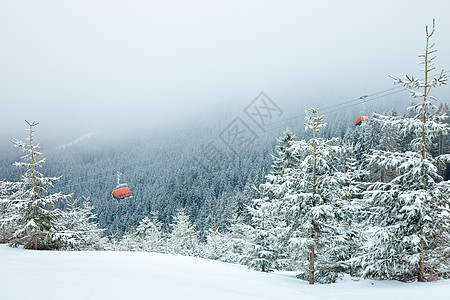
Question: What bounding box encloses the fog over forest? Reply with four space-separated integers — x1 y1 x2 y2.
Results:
1 1 450 139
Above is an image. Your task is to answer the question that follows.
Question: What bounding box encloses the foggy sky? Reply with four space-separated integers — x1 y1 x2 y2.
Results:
1 0 449 140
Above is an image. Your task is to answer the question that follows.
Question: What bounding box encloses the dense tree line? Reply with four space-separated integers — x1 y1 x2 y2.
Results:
1 101 448 240
3 99 437 238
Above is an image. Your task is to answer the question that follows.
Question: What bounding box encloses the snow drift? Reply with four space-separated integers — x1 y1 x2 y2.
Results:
0 245 448 300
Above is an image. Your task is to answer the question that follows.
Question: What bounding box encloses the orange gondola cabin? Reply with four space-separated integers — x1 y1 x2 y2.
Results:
112 183 132 200
355 115 369 126
112 172 132 200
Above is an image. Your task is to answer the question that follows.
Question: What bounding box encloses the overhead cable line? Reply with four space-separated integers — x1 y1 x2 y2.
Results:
55 84 413 190
4 70 448 190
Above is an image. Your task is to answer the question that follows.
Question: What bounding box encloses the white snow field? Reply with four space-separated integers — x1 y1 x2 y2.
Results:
1 245 449 300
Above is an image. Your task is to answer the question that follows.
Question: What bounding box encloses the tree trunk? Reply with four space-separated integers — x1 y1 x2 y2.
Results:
418 227 425 281
309 245 315 284
418 255 425 282
1 187 5 243
309 110 318 285
34 227 37 250
417 23 431 282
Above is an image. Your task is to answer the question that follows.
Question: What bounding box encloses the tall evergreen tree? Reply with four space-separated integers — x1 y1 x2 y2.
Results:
10 121 69 250
242 171 279 272
334 143 366 276
360 20 449 281
268 109 349 284
264 129 302 270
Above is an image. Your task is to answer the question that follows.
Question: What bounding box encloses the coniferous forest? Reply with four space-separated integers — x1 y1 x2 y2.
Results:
1 20 450 285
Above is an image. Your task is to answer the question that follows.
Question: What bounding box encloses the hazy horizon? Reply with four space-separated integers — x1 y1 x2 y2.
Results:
1 1 449 140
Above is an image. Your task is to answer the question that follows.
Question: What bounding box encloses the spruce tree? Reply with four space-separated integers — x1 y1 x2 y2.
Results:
204 218 229 261
264 129 302 271
0 180 16 243
134 211 164 252
370 112 402 182
222 212 247 264
360 19 449 281
268 109 349 283
119 229 139 251
168 208 199 256
104 233 119 251
10 121 69 250
61 195 105 250
271 129 300 176
335 143 366 276
241 171 279 272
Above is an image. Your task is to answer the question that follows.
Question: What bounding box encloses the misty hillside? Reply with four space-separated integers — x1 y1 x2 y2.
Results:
2 96 447 237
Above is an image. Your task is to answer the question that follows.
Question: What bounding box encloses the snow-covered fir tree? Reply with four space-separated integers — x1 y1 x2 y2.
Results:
369 111 402 183
104 233 120 251
134 211 165 253
235 178 259 224
242 170 279 272
168 208 199 256
203 218 229 260
267 109 349 283
221 212 247 264
60 195 105 250
335 143 367 276
10 121 70 250
359 20 449 281
0 180 17 243
263 129 302 271
271 129 301 177
119 229 139 251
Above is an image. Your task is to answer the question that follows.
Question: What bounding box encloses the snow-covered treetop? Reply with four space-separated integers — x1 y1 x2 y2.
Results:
389 19 448 98
304 108 328 133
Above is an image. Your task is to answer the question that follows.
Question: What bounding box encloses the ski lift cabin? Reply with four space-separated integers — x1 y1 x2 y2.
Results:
355 96 369 126
112 173 132 200
112 183 131 200
355 115 369 126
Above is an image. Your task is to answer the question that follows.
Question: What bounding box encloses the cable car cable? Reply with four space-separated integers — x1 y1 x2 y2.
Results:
35 73 450 190
3 70 448 190
54 86 413 191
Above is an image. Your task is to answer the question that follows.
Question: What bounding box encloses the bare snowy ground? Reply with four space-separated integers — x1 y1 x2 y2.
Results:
0 245 448 300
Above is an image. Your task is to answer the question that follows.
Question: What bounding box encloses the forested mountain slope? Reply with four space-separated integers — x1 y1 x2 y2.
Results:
1 99 447 237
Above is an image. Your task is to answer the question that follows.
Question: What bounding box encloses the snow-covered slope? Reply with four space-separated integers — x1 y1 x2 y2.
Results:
1 245 448 300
